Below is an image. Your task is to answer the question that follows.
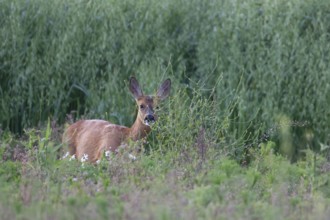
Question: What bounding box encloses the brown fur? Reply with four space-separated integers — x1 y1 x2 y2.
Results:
62 77 171 163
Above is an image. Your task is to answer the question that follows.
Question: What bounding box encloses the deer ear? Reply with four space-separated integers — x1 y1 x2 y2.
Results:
157 79 171 100
129 77 143 99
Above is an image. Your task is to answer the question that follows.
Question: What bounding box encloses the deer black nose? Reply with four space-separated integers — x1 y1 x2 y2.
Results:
145 115 155 122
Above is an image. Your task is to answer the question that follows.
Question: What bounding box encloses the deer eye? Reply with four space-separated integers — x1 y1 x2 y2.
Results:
140 104 145 109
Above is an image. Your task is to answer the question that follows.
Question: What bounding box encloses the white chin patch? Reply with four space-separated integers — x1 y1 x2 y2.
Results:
144 120 155 127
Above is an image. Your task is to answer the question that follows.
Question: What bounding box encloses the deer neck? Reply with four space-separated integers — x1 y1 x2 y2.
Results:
129 115 151 141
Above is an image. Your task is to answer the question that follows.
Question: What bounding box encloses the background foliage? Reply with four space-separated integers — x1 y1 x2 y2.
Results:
1 0 329 154
0 0 330 219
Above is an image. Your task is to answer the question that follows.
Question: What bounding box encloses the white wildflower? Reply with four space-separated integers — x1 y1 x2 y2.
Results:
62 152 70 159
96 159 101 164
105 150 111 158
128 153 137 161
81 153 89 162
69 155 76 161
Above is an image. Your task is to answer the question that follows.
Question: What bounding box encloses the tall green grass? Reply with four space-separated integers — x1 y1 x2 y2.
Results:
1 0 329 155
0 114 329 219
1 1 330 218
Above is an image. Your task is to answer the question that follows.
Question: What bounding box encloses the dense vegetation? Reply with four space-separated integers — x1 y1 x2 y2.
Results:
0 0 329 219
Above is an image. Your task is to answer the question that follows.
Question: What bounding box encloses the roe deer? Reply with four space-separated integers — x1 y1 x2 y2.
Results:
62 77 171 163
